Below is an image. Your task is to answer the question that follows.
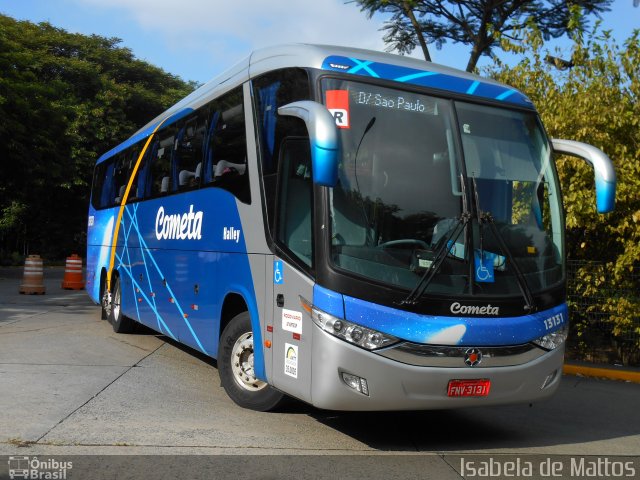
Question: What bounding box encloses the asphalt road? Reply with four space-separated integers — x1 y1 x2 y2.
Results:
0 267 638 479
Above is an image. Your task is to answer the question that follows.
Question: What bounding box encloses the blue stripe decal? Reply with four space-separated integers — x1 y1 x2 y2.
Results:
131 203 165 334
121 216 141 322
127 203 176 340
322 55 532 107
466 81 480 95
348 58 380 78
117 205 177 339
395 71 438 83
121 204 206 353
115 252 177 340
496 89 516 101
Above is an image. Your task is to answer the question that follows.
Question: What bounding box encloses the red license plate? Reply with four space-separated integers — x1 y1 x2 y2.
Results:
447 379 491 397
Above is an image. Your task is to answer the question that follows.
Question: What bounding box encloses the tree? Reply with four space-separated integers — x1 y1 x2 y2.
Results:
488 25 640 364
0 14 195 262
350 0 612 71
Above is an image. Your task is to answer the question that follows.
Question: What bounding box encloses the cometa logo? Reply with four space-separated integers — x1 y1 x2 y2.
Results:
155 205 203 240
450 302 499 316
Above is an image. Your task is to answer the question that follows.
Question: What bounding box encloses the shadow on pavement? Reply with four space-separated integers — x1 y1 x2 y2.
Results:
308 378 640 452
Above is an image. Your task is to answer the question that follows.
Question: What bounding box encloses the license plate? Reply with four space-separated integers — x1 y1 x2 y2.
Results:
447 379 491 397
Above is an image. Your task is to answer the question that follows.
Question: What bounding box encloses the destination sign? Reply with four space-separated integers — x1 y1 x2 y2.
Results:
354 90 435 115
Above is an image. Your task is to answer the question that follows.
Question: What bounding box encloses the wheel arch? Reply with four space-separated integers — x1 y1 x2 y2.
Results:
219 293 248 342
218 288 266 382
99 268 108 294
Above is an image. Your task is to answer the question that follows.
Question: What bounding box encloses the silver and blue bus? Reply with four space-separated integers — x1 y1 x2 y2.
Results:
86 44 616 411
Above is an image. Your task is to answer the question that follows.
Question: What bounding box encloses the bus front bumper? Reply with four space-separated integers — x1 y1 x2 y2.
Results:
310 326 564 411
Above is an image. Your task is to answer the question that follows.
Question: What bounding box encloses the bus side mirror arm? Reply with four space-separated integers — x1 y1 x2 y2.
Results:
551 139 616 214
278 101 339 187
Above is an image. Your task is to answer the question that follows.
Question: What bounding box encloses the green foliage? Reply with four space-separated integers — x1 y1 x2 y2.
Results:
350 0 612 71
0 15 194 262
488 25 640 363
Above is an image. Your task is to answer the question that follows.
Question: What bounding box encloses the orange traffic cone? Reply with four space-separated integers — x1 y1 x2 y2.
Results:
19 254 46 295
61 254 85 290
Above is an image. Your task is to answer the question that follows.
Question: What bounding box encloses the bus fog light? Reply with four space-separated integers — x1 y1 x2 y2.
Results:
533 325 569 350
341 372 369 396
360 377 369 395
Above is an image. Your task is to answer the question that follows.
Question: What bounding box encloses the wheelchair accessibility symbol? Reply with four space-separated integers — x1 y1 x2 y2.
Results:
474 251 494 283
274 260 284 284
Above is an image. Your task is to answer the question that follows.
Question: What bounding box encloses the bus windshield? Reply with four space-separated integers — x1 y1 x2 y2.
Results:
322 78 564 298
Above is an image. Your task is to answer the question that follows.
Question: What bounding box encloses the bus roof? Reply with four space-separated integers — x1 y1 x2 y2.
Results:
96 43 532 165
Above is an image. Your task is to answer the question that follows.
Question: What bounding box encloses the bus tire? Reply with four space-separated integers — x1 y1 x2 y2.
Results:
109 275 135 334
100 271 110 320
219 312 285 411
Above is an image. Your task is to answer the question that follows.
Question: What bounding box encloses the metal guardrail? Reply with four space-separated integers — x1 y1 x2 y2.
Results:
566 260 640 367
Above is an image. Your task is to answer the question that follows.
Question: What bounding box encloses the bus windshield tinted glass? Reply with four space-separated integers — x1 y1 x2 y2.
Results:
322 79 563 297
457 102 564 296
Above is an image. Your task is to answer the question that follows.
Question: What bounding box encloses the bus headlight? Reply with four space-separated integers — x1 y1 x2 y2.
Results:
300 297 399 351
532 324 569 350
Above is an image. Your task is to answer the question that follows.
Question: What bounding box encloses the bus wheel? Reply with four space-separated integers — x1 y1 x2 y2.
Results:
109 275 134 334
219 312 285 411
100 273 110 320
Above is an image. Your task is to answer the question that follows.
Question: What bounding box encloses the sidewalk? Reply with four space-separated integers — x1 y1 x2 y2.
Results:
564 362 640 384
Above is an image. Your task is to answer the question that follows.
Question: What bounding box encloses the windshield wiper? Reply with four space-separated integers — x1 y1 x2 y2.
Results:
398 211 471 306
471 177 536 313
398 173 471 306
353 117 376 246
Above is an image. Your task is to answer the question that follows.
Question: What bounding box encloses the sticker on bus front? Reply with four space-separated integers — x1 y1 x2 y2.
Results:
474 251 495 283
273 260 284 284
326 90 350 129
282 309 302 334
284 343 298 378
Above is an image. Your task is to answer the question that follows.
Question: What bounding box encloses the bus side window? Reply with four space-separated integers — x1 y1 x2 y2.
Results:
150 127 175 197
91 142 144 209
275 137 313 268
204 87 250 203
176 112 206 191
92 161 114 210
123 145 143 202
252 68 310 235
113 153 130 206
135 139 158 200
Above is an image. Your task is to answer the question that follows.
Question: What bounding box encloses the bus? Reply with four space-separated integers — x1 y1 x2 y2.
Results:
86 44 616 411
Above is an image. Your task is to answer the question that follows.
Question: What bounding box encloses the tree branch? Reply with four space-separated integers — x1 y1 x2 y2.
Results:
402 1 432 61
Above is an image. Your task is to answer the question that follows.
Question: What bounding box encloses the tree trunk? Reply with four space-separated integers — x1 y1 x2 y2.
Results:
466 44 483 72
402 1 432 62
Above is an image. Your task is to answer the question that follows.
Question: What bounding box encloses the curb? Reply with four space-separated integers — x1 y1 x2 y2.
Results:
563 363 640 384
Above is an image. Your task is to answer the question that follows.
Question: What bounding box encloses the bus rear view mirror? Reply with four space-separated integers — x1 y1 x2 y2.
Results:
278 101 339 187
551 139 616 213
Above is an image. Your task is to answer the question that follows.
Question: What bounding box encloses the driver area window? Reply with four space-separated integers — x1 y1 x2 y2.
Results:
276 138 313 268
